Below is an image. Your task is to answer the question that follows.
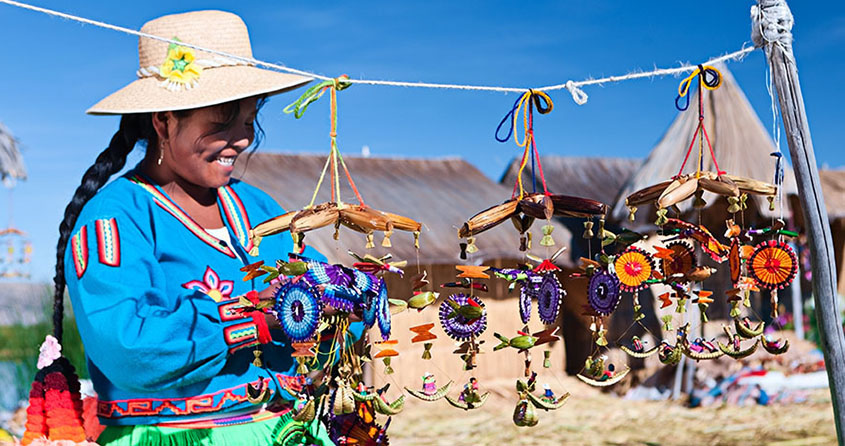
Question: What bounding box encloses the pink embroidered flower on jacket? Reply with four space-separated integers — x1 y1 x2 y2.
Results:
182 266 234 302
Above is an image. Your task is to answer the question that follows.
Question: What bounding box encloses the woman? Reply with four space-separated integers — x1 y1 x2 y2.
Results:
52 10 331 446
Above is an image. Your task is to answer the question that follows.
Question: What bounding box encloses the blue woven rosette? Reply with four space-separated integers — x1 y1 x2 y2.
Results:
274 282 322 342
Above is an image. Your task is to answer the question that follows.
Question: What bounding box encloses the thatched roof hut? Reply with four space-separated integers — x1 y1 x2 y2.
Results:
0 122 26 186
234 153 572 267
611 65 797 224
820 169 845 221
820 169 845 295
501 156 639 217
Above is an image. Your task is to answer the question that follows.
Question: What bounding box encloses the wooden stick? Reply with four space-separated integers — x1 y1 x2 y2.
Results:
251 211 297 237
459 199 519 238
339 205 393 232
758 0 845 440
625 180 673 207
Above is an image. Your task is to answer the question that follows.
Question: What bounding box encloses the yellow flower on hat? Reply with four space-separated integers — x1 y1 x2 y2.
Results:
158 39 203 90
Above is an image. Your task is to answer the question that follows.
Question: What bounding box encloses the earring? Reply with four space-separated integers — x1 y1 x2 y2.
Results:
157 139 166 165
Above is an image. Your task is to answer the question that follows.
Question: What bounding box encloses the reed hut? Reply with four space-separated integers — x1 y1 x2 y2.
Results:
819 169 845 296
234 153 573 385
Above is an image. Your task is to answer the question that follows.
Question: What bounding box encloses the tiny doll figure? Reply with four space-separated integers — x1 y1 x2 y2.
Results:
422 372 437 396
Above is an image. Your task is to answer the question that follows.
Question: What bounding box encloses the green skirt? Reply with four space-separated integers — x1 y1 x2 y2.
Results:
97 411 335 446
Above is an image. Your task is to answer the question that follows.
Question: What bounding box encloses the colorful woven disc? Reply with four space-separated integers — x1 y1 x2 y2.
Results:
587 270 622 316
536 273 564 325
519 284 532 324
274 282 322 342
748 240 797 290
614 247 654 292
376 279 391 340
439 293 487 341
659 241 696 280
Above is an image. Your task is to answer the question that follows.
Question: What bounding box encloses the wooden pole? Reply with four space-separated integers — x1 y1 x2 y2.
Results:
754 1 845 441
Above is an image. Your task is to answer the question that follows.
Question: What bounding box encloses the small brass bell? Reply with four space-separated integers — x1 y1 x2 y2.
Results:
381 230 393 248
628 205 638 222
365 233 375 249
543 350 551 369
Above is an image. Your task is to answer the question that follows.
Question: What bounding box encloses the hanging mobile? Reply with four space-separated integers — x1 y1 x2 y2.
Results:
461 90 606 253
248 76 422 256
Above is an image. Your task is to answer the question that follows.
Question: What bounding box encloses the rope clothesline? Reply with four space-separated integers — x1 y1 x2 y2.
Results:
0 0 757 105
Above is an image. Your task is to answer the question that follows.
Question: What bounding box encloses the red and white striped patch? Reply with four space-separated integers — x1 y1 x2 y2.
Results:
70 226 88 278
95 218 121 267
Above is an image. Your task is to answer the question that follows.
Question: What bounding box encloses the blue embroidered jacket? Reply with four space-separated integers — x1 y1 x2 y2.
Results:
64 169 346 425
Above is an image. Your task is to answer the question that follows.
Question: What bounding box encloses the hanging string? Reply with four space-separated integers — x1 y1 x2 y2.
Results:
675 65 722 111
0 0 756 105
495 96 522 142
506 91 553 199
532 136 550 197
766 66 785 222
531 141 537 194
285 76 366 206
330 83 342 204
675 65 725 178
696 77 705 177
307 153 333 208
335 150 366 206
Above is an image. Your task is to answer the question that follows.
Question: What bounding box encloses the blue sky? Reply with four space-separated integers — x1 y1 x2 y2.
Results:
0 1 843 282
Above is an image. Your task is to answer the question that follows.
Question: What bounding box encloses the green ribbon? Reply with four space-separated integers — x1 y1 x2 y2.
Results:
284 78 352 119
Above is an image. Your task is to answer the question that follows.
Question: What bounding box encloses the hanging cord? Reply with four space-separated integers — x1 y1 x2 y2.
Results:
675 65 725 178
0 0 757 104
498 90 553 199
285 76 366 207
766 66 785 223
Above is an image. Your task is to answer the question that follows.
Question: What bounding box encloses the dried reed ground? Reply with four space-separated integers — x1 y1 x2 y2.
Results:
388 374 835 446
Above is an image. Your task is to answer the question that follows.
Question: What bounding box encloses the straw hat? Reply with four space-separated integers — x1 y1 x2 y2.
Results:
87 10 312 115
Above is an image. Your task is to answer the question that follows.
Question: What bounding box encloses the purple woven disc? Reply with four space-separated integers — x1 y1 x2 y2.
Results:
536 273 564 325
519 285 533 324
587 271 621 316
376 279 391 340
438 293 487 341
